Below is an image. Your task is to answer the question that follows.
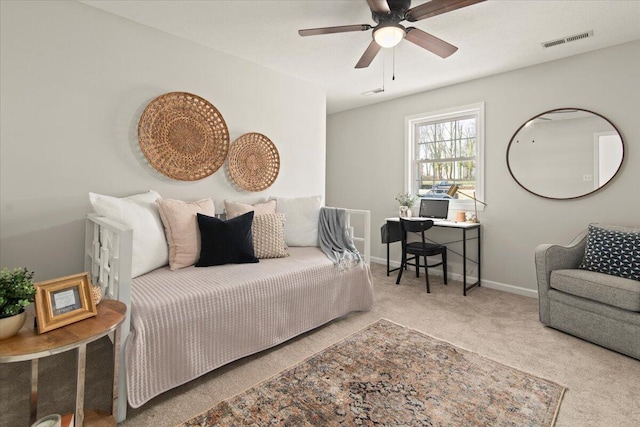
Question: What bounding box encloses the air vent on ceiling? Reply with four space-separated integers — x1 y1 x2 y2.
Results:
542 30 593 48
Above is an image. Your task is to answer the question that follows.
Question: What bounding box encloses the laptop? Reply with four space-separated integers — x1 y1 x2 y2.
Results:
418 199 449 221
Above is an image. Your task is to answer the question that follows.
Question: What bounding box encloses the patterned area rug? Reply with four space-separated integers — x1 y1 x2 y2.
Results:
180 319 565 426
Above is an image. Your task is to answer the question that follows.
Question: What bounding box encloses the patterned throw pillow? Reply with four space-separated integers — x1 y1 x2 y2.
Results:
579 224 640 281
252 213 289 259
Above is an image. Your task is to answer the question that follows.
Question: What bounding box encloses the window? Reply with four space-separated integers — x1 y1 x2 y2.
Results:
405 103 485 210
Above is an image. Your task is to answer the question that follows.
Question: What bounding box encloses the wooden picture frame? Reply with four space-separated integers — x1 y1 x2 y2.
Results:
34 272 97 333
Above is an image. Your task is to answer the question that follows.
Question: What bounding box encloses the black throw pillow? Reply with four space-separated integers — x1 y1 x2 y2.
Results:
196 211 259 267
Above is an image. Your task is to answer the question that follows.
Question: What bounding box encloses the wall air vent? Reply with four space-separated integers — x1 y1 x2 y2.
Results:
542 30 593 48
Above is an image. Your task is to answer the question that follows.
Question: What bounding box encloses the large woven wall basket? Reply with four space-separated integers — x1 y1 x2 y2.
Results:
138 92 229 181
228 133 280 192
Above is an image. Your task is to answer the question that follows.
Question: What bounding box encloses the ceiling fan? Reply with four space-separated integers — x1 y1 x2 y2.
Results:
298 0 485 68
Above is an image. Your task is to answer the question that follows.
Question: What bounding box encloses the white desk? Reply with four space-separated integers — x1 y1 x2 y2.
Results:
384 217 481 295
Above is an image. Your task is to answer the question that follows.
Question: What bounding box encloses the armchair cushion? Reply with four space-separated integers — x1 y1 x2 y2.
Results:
578 224 640 281
551 269 640 312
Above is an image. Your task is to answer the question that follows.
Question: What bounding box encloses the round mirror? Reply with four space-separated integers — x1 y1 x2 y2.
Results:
507 108 624 200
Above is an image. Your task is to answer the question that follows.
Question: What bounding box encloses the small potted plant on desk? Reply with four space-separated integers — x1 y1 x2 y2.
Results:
395 192 418 218
0 267 35 340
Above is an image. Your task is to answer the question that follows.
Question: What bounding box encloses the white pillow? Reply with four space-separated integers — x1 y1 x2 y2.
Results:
89 190 168 278
274 195 322 247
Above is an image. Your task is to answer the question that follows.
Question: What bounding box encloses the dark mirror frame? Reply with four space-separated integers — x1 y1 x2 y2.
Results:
506 108 625 200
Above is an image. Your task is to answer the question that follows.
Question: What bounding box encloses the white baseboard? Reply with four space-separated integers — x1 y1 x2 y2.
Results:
480 280 538 298
370 257 538 298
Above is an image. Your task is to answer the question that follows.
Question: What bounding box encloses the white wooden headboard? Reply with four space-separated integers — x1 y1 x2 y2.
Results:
84 213 132 422
84 207 370 422
344 208 371 265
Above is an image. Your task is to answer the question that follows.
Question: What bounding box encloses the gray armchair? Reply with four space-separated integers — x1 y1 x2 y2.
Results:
535 227 640 360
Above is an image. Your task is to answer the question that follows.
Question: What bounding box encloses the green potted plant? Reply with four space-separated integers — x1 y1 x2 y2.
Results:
0 267 35 339
395 192 418 217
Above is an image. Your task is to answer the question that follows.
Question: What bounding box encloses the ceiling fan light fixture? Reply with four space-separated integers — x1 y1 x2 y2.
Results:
373 24 405 48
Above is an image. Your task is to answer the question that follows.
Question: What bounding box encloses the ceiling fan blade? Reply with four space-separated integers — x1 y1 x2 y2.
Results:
405 27 458 58
405 0 485 22
298 24 372 37
367 0 391 13
355 40 382 68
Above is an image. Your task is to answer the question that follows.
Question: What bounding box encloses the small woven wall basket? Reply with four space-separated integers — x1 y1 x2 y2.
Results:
228 133 280 192
138 92 229 181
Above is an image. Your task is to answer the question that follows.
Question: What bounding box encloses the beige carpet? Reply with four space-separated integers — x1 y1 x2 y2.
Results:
2 263 639 426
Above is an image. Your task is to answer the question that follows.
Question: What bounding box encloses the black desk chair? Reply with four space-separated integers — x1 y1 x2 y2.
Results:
396 218 448 293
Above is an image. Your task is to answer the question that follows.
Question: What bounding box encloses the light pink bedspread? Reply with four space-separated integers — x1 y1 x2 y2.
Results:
127 247 374 407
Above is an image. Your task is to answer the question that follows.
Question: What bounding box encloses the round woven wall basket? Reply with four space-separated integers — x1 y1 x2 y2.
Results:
138 92 229 181
228 133 280 192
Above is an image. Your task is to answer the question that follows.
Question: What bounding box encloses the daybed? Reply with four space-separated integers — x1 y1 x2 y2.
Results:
535 224 639 360
84 194 373 422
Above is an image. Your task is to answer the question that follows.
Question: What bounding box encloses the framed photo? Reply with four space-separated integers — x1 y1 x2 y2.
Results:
34 272 97 333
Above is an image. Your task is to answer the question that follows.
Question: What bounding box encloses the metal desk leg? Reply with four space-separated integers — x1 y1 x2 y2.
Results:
478 226 482 287
30 358 38 424
386 240 390 276
76 344 87 427
463 228 468 296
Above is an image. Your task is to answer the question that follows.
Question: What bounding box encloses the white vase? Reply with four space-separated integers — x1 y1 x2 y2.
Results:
0 311 27 340
406 208 412 218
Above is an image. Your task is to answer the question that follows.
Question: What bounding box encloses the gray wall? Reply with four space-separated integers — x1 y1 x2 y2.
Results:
327 40 640 296
0 1 326 281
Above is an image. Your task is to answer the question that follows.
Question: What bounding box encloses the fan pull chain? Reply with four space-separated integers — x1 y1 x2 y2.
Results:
392 47 396 81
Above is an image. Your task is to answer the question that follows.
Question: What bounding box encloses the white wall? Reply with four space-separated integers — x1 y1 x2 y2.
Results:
0 1 326 281
327 40 640 295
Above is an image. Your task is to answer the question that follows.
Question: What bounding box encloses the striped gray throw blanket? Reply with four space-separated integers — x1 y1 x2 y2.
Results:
318 207 362 270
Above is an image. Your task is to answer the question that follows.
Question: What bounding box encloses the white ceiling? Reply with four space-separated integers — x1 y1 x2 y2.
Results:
80 0 640 114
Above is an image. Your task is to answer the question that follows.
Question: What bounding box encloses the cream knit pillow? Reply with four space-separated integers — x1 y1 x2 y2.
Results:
252 213 289 259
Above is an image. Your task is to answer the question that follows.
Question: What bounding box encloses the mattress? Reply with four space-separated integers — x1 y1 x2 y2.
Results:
126 246 374 407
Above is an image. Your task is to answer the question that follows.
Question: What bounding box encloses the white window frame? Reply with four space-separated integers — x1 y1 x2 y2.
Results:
404 102 485 212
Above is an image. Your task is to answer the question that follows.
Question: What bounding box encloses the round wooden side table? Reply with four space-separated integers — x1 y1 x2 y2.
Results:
0 299 126 427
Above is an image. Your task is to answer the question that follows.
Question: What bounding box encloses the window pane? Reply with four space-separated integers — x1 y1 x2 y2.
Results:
436 122 451 142
458 136 475 160
416 161 457 197
458 118 476 135
454 161 476 191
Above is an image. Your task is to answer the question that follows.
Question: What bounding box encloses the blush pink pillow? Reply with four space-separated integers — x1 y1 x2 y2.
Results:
157 198 215 270
224 199 276 219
